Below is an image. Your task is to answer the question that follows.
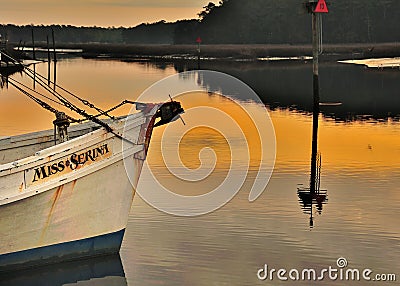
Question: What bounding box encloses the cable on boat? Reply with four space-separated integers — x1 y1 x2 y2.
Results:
7 77 67 108
22 63 132 129
90 100 137 119
0 51 185 146
0 51 139 145
0 51 112 119
7 79 81 123
1 51 110 122
19 65 121 134
0 51 136 123
24 68 88 113
24 65 114 120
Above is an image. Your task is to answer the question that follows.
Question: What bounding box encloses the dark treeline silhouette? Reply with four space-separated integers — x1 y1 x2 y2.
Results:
1 0 400 45
122 21 176 44
0 23 180 45
193 0 400 44
0 25 123 44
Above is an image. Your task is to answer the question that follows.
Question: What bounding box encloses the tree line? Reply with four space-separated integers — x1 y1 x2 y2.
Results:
191 0 400 44
1 0 399 45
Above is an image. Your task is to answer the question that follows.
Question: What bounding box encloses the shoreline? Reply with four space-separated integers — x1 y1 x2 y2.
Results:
9 42 400 63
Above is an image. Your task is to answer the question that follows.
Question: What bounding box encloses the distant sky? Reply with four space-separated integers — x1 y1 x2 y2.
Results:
1 0 216 27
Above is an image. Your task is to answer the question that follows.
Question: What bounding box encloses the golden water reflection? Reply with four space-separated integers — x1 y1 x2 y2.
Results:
146 93 400 179
0 59 176 135
1 59 399 186
1 59 399 285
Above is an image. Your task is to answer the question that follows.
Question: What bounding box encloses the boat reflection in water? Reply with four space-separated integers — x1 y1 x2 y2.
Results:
0 66 24 89
0 254 127 286
0 48 25 89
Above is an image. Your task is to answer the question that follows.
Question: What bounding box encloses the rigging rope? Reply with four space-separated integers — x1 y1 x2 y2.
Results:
0 50 111 118
0 51 141 145
23 65 122 124
26 66 114 119
0 51 115 121
8 77 65 107
90 100 137 119
7 80 81 123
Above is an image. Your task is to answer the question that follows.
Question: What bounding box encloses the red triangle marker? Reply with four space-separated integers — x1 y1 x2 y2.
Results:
314 0 329 13
196 37 202 44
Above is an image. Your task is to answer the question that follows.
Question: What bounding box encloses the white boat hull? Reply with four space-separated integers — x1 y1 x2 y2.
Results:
0 106 159 271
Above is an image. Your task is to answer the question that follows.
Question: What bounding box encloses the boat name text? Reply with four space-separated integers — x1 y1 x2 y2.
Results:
31 144 110 183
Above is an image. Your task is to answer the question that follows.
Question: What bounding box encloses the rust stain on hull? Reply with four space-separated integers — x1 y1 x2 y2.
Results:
50 185 64 216
40 185 64 241
71 179 77 193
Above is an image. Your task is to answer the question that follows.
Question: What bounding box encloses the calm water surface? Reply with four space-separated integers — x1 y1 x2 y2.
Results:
0 58 399 285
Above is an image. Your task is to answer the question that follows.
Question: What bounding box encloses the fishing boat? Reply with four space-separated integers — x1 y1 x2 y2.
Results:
0 52 184 271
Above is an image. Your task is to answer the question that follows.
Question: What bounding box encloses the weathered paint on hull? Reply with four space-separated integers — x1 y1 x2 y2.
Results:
0 229 125 272
0 158 137 254
0 107 160 271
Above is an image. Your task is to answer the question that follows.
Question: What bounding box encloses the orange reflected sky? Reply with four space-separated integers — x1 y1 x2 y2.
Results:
0 59 176 134
1 0 214 27
146 91 400 181
272 109 400 175
1 59 400 178
145 91 266 196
